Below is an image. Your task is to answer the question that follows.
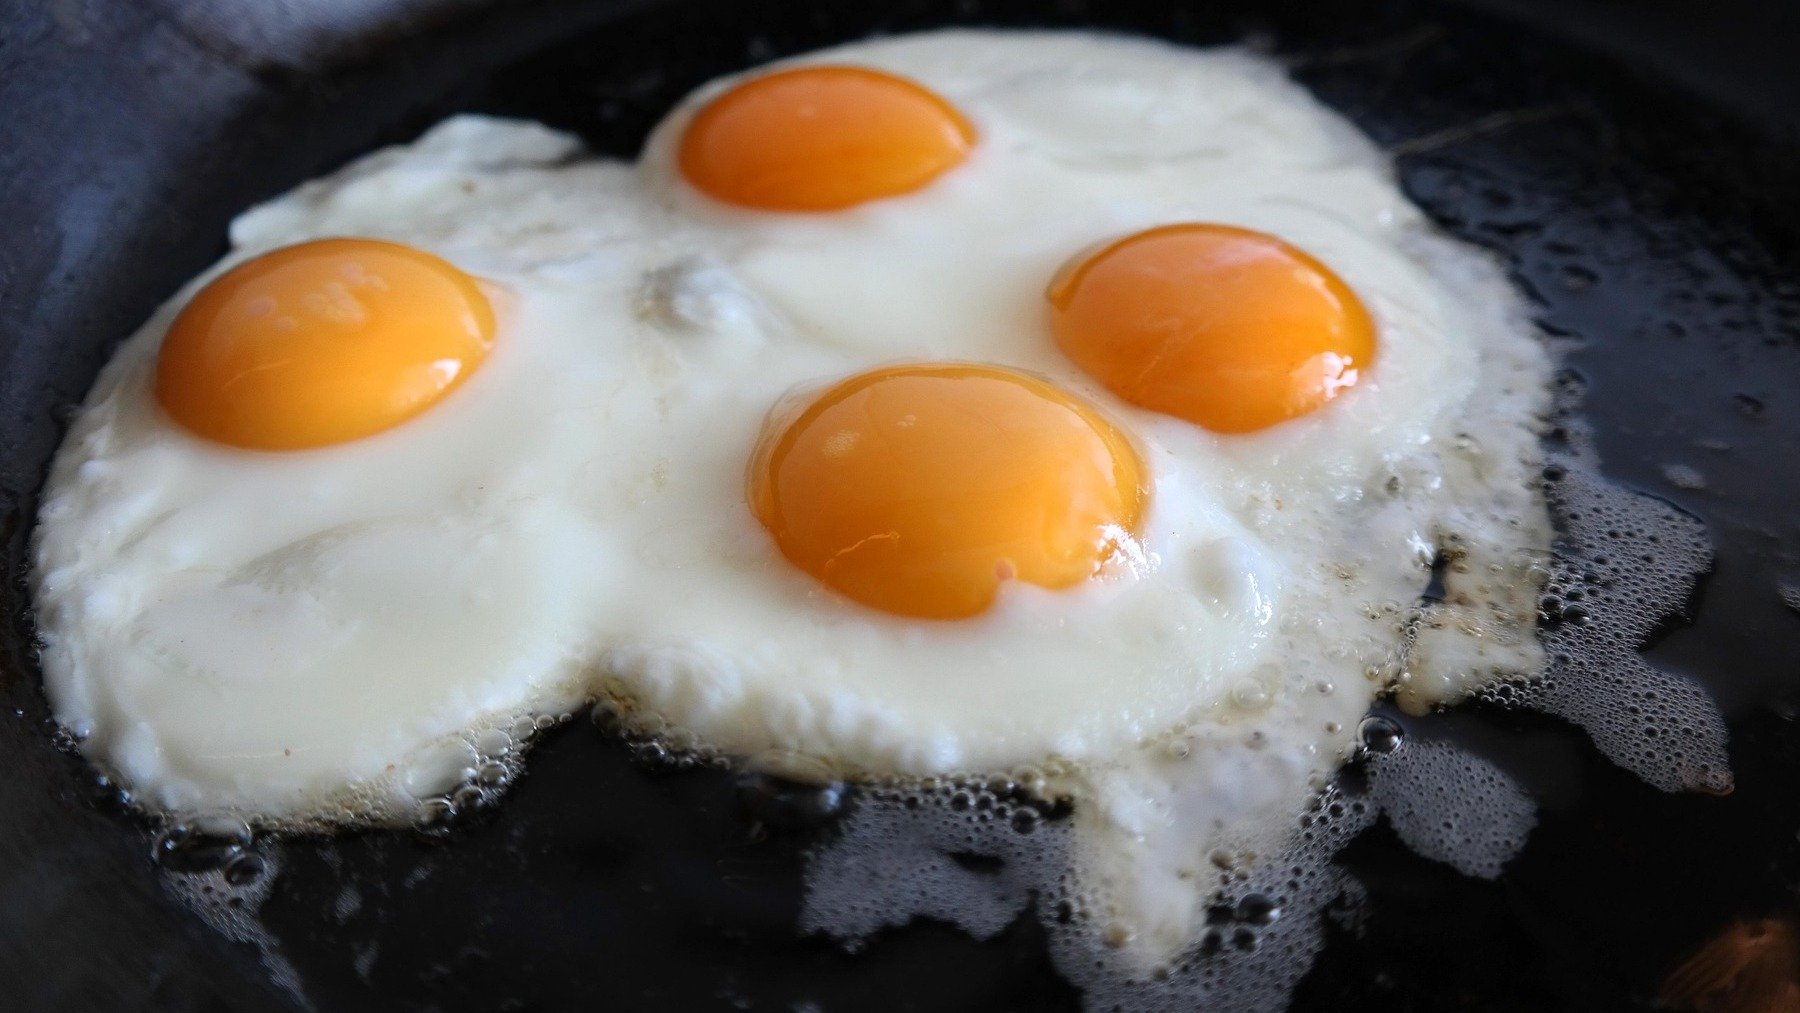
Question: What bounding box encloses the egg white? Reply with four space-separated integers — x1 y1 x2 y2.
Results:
34 30 1550 950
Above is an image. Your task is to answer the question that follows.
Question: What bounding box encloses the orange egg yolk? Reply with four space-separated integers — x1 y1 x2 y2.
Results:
748 363 1146 620
155 237 496 450
1047 223 1376 433
678 65 976 212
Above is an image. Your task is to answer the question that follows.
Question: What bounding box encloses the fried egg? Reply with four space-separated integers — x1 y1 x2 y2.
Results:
32 30 1551 957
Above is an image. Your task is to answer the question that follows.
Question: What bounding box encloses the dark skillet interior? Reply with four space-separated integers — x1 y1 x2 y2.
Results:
4 0 1800 1009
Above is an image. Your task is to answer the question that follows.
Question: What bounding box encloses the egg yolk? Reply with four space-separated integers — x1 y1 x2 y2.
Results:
748 363 1146 620
155 237 496 450
678 65 976 212
1047 224 1376 433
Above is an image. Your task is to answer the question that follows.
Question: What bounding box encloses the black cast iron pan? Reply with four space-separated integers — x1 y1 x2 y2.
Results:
4 1 1800 1009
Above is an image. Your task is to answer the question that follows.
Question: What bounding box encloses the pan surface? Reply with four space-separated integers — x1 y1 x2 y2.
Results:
3 0 1799 1009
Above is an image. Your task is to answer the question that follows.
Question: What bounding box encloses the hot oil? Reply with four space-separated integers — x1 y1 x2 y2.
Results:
792 431 1718 1011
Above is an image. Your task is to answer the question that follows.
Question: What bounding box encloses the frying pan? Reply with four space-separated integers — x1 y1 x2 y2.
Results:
4 0 1799 1009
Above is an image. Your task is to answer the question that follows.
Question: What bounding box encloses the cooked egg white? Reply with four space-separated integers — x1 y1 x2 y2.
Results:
33 30 1551 958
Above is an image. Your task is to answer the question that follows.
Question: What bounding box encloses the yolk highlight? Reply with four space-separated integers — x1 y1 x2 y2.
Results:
678 65 976 212
748 363 1146 620
155 237 496 450
1047 224 1376 433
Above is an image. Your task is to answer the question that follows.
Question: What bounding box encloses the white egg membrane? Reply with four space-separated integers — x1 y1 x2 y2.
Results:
33 31 1552 963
